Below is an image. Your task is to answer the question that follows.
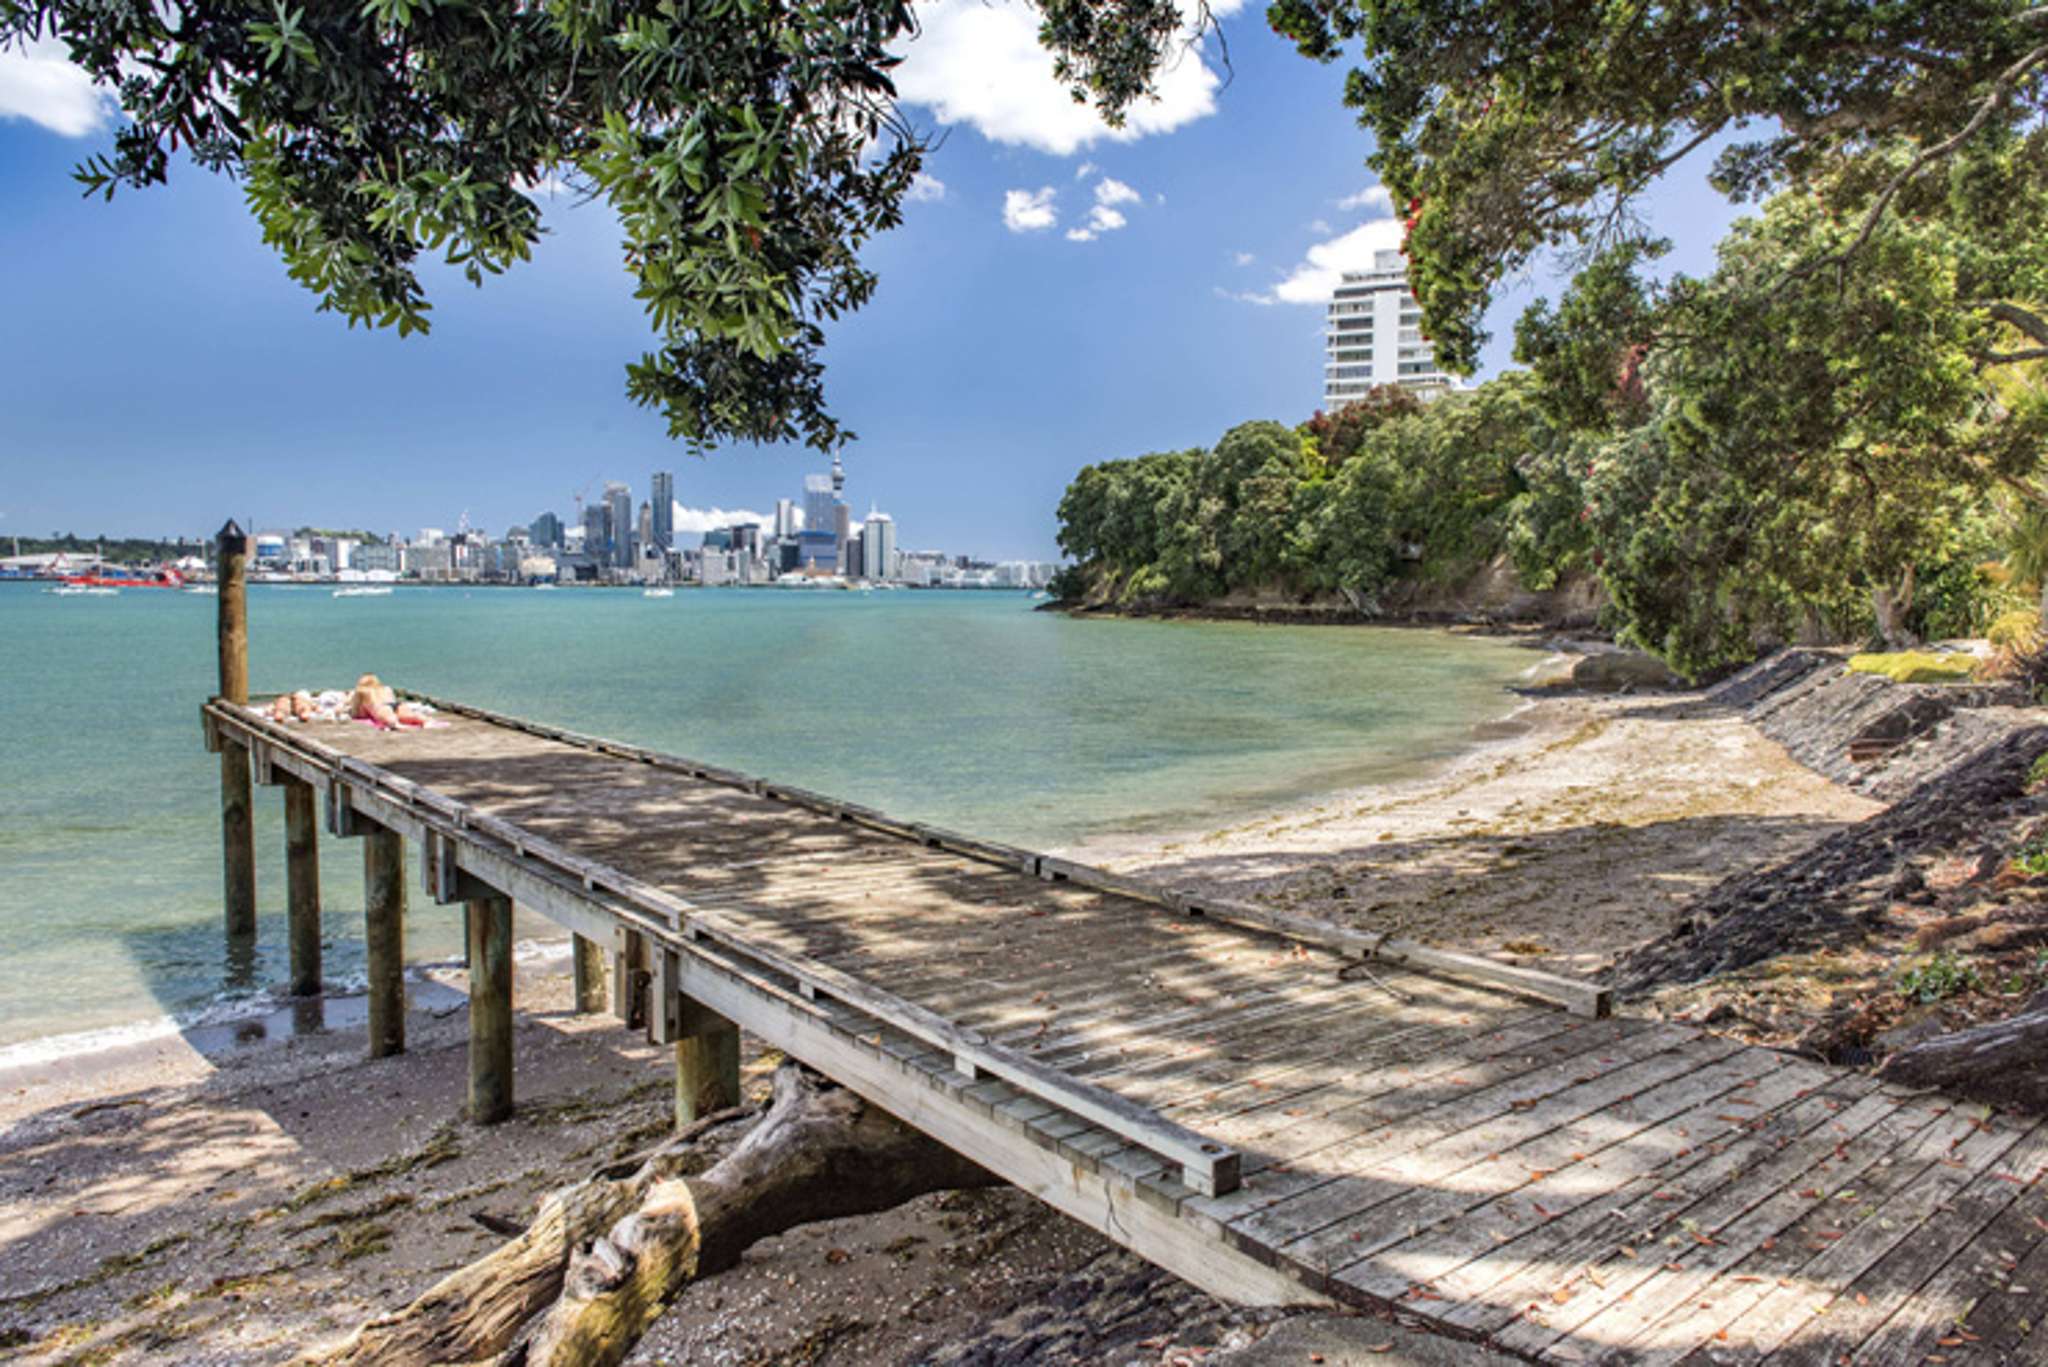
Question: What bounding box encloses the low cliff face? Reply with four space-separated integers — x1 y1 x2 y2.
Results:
1618 650 2048 1112
1056 558 1605 630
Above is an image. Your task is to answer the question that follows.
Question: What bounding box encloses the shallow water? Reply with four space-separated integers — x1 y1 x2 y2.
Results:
0 583 1534 1049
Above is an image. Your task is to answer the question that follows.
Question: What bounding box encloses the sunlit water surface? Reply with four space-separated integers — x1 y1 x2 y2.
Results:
0 584 1535 1050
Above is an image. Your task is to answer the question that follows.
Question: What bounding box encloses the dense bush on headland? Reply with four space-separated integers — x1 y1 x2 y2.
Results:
1056 156 2048 681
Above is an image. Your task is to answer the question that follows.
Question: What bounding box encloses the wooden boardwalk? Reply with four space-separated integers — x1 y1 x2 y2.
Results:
203 695 2048 1365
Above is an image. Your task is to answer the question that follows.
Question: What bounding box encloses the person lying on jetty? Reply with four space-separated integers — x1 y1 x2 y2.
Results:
267 690 317 723
350 674 431 730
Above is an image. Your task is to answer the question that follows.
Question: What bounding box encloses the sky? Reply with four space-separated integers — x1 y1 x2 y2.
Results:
0 6 1745 560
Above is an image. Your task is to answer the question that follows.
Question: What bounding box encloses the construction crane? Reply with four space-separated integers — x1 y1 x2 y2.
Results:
571 479 597 521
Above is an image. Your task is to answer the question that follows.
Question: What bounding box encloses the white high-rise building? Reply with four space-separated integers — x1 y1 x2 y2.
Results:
860 510 896 582
1323 249 1454 412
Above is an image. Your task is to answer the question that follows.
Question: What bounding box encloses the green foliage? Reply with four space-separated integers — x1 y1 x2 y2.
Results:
11 0 1180 452
2026 752 2048 789
1898 951 1982 1005
1265 0 2048 377
2015 833 2048 876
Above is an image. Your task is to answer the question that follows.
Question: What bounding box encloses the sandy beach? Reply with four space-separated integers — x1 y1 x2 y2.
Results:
0 687 1877 1365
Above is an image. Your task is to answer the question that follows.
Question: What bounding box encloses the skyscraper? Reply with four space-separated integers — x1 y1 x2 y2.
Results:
802 473 835 536
774 498 797 539
530 511 563 548
1323 248 1453 412
861 509 896 582
605 482 633 568
582 502 610 562
650 471 674 551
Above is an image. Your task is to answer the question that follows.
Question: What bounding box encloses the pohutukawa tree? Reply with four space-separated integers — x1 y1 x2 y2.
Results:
1265 0 2048 376
1 0 1191 451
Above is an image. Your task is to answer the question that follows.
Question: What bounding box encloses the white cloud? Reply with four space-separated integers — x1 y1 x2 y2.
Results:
1075 161 1098 181
906 172 947 203
0 37 114 137
1002 186 1058 233
1307 218 1333 236
1270 218 1406 304
1094 177 1141 208
1232 251 1256 266
1066 228 1097 243
1336 184 1393 213
894 0 1246 156
671 503 777 535
1214 286 1276 306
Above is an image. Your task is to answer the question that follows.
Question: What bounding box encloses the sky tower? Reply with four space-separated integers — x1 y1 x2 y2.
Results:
831 450 845 500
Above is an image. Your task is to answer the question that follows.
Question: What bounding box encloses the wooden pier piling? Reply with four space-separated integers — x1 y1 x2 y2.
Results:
284 778 322 997
466 893 514 1124
363 826 406 1058
571 934 606 1014
216 521 256 942
673 995 741 1127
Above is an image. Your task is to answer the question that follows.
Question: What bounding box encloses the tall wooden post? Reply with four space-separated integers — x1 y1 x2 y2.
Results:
571 934 606 1014
364 826 406 1058
467 893 514 1124
674 998 741 1127
284 779 322 997
216 519 256 942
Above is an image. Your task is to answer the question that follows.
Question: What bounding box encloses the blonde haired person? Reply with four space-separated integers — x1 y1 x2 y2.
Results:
350 674 429 730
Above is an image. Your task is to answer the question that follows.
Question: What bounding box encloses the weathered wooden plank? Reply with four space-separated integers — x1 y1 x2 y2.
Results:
1268 1037 1748 1275
1360 1057 1837 1323
684 908 1243 1197
571 933 606 1014
1681 1107 2025 1364
1909 1135 2048 1362
1314 1043 1781 1293
666 934 1325 1307
1426 1068 1873 1337
1558 1101 1981 1364
1768 1119 2048 1366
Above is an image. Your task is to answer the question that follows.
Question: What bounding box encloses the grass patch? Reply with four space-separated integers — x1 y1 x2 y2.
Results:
1846 651 1979 685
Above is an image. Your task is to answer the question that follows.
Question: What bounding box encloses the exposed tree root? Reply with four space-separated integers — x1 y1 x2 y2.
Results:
310 1065 997 1366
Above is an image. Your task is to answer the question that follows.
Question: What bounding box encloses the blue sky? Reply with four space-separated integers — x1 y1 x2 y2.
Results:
0 6 1743 559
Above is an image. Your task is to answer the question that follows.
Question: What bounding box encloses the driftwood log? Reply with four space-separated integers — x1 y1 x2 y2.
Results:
314 1065 998 1367
1879 991 2048 1114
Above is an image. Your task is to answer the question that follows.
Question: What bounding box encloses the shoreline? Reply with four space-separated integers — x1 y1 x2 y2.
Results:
0 676 1893 1366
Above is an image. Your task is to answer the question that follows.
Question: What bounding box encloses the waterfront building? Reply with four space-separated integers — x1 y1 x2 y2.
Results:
843 534 864 580
582 502 610 562
860 510 896 582
352 541 400 574
650 471 674 551
802 474 835 541
253 531 288 567
605 482 634 568
775 498 797 538
1322 249 1454 411
531 511 563 548
637 501 653 560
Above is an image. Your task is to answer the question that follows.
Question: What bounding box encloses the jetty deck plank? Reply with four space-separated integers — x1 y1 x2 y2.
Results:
205 700 2048 1363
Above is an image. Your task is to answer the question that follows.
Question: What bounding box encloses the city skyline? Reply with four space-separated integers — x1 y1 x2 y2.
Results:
0 16 1747 559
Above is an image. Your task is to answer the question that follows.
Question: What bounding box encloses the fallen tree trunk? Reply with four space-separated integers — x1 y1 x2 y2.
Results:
1879 991 2048 1114
313 1065 998 1367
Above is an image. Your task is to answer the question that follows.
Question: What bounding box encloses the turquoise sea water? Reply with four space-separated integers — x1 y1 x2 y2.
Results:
0 583 1536 1050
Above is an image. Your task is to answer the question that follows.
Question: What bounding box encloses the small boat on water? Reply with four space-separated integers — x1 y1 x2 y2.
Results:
531 583 557 591
184 585 219 596
643 587 675 599
333 586 394 598
50 584 118 596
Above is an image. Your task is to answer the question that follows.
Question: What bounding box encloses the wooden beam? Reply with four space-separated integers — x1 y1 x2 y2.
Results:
364 825 406 1059
215 518 249 707
668 944 1323 1307
467 893 515 1125
571 934 606 1014
613 927 650 1032
284 778 322 998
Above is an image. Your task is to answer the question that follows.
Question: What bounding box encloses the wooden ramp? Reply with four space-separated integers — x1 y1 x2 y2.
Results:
203 697 2048 1365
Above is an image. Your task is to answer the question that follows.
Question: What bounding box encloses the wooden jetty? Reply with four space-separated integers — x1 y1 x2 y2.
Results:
198 547 2048 1363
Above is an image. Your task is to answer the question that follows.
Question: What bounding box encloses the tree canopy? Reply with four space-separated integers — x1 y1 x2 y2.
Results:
1269 0 2048 373
3 0 1186 451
